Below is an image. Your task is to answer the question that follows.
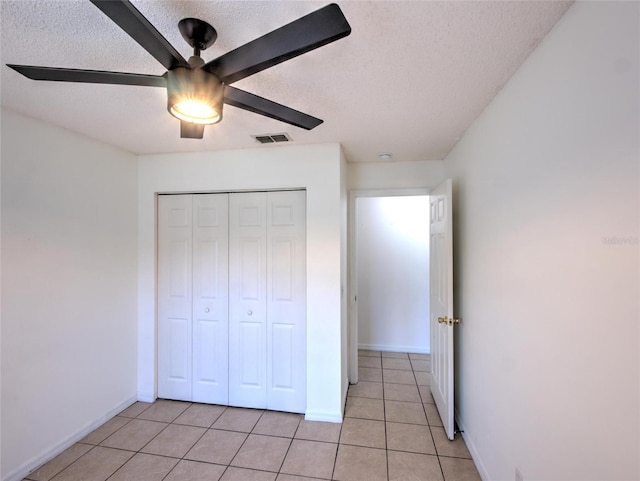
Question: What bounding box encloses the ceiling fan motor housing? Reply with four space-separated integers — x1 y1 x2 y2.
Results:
166 67 224 125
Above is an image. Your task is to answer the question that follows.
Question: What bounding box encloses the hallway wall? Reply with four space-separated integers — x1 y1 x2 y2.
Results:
356 195 430 353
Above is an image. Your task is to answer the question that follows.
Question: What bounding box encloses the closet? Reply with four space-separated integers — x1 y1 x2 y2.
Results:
157 191 306 413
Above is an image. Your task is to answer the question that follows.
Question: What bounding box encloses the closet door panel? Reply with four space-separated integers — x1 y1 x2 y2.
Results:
158 195 193 401
194 320 218 380
192 194 229 404
271 324 294 388
168 318 190 381
239 321 262 384
229 192 267 408
267 191 306 413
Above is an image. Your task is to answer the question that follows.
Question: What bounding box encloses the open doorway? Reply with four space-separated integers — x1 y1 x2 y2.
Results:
349 190 430 383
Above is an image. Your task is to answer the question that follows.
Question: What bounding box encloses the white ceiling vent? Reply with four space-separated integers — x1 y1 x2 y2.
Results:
253 133 292 144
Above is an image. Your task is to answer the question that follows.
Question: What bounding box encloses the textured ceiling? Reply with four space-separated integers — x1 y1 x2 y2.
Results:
0 0 572 162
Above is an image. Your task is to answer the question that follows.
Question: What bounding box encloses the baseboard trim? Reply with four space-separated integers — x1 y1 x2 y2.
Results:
358 343 430 354
455 407 490 481
137 390 156 403
5 396 138 481
304 409 343 423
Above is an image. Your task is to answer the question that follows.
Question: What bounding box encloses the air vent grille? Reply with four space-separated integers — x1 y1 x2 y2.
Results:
253 132 292 144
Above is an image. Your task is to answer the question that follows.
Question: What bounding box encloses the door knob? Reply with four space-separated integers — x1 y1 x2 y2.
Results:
437 317 460 325
247 309 253 316
204 308 210 313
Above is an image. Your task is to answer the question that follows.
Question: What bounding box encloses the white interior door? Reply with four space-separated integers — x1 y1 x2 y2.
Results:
192 194 229 404
158 195 193 401
429 179 455 440
229 192 268 408
266 191 306 413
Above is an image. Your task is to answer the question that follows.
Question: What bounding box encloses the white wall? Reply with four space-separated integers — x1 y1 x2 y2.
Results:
356 196 430 353
348 160 444 191
443 2 639 480
137 143 346 422
340 148 350 409
0 110 139 481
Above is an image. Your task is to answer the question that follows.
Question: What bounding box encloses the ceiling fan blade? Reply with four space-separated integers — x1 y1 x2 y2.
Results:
203 3 351 84
224 86 323 130
90 0 189 70
6 64 166 87
180 121 205 139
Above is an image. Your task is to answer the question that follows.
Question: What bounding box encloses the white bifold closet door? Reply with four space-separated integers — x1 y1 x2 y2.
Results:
157 191 306 413
157 193 229 405
229 191 307 412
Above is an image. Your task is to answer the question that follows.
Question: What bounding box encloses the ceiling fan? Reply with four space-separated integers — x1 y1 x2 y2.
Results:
6 0 351 139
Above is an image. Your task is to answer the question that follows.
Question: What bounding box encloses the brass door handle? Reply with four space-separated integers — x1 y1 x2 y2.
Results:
437 317 461 325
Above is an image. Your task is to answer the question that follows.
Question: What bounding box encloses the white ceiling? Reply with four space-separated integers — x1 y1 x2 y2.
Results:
0 0 572 162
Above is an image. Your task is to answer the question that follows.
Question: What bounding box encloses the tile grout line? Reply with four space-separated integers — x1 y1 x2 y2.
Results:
104 401 194 481
271 414 298 478
217 408 266 478
382 362 391 481
158 403 228 481
329 415 345 481
415 366 449 481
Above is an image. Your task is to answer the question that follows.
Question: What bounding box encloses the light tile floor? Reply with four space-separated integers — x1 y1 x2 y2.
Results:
23 351 481 481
